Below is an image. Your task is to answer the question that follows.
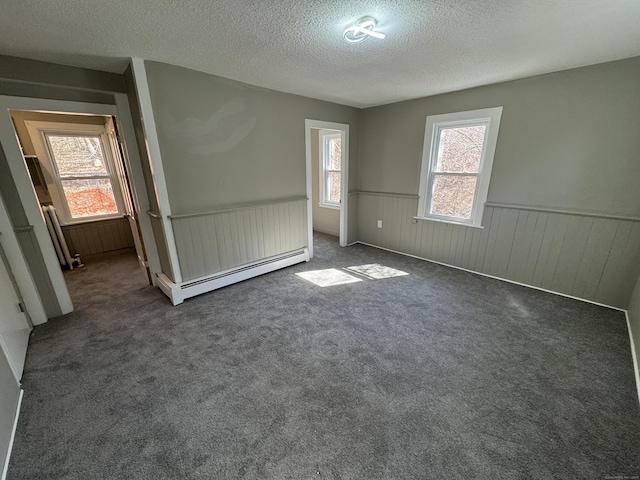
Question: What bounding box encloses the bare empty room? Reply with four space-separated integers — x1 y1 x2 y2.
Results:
1 1 640 478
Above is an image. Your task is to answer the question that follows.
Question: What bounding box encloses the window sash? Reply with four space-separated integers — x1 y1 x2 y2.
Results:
416 107 503 227
321 132 342 207
42 131 124 223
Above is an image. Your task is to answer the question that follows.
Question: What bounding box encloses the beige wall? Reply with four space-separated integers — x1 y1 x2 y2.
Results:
359 57 640 217
10 111 107 156
311 129 340 237
10 111 108 206
144 61 360 217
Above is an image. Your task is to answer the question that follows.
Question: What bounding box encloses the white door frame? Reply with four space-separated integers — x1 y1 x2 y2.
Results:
0 95 161 318
305 119 349 257
0 191 43 329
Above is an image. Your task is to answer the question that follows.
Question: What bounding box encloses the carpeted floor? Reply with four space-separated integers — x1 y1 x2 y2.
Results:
7 234 640 479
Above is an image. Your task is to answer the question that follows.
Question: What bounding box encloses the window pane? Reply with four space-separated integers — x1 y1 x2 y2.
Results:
436 125 486 173
61 179 118 218
329 138 341 170
46 135 108 177
327 171 341 203
430 174 477 219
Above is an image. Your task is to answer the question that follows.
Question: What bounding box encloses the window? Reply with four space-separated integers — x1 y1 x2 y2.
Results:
416 107 503 227
25 121 125 224
319 130 342 209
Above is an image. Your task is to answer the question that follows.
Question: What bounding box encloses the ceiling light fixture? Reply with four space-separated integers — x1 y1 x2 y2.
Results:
343 16 385 43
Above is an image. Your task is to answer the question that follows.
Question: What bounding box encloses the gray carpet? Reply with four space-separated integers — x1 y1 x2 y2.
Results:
7 234 640 479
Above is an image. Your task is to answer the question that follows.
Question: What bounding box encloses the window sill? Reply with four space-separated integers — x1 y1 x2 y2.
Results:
61 214 126 227
318 203 340 211
413 216 484 229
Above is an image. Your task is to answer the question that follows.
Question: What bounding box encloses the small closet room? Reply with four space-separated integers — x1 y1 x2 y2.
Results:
9 109 150 309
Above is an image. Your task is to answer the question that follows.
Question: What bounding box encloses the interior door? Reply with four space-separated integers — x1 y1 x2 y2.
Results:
106 118 152 284
0 235 31 381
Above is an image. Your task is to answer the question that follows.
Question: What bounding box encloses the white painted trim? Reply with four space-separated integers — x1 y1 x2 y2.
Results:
624 311 640 407
0 96 107 317
354 237 640 405
318 129 342 209
0 94 161 314
113 93 162 284
156 273 183 306
130 58 183 283
305 119 350 252
304 126 314 258
157 248 309 305
318 203 340 210
1 389 23 480
23 120 126 225
355 241 625 312
413 215 485 229
417 106 503 228
485 202 640 222
0 195 46 325
168 196 307 219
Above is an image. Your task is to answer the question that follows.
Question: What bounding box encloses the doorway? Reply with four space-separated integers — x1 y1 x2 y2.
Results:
0 95 160 324
10 109 150 307
305 120 349 257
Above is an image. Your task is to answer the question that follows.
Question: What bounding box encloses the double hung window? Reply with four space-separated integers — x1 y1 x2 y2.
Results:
25 121 125 224
319 130 342 208
416 107 503 227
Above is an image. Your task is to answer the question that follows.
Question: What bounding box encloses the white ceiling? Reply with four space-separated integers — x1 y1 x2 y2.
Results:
2 0 640 108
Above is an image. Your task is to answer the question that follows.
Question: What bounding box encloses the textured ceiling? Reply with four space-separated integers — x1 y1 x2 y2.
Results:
2 0 640 107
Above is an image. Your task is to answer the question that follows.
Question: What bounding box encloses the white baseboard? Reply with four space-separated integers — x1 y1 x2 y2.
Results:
354 241 624 311
625 312 640 407
2 389 23 480
157 248 309 305
355 240 640 406
313 227 339 237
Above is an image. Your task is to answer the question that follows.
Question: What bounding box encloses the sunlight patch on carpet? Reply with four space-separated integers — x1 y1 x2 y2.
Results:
346 264 408 280
296 269 362 287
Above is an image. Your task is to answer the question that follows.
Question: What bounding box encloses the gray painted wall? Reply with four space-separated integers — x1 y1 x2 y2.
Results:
628 273 640 377
143 61 360 280
357 57 640 308
0 344 19 473
311 129 340 237
0 54 125 93
144 61 360 216
359 57 640 217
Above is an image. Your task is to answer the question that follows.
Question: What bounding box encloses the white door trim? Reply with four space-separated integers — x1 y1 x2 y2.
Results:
0 95 161 316
112 93 162 282
130 58 182 283
305 119 350 256
0 181 47 326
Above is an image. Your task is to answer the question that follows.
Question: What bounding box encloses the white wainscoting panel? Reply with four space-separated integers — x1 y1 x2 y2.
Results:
171 198 308 282
356 192 640 309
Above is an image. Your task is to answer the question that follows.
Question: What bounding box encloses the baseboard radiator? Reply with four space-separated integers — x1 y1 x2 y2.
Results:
157 248 309 305
41 205 78 269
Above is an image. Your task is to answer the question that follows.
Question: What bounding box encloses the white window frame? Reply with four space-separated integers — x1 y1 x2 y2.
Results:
319 129 342 210
416 106 503 228
24 121 126 225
